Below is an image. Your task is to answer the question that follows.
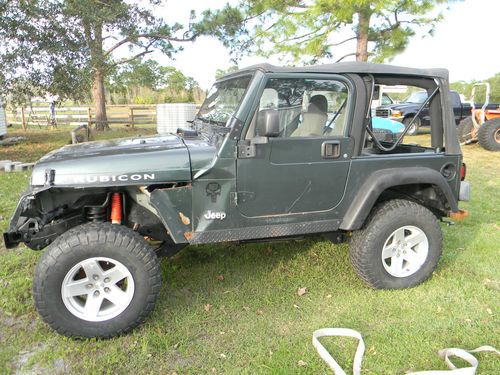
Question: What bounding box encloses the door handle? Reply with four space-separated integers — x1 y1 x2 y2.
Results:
322 141 341 159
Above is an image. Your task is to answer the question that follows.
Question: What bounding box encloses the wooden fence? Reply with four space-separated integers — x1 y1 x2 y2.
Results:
7 104 157 130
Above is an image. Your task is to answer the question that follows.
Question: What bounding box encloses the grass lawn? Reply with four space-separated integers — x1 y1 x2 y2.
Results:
0 127 499 374
1 125 157 162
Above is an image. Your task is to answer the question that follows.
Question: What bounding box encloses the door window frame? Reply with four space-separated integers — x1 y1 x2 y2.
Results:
239 73 356 141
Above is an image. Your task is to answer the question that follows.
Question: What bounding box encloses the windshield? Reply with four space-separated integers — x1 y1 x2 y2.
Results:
197 75 252 126
404 91 428 104
381 94 393 105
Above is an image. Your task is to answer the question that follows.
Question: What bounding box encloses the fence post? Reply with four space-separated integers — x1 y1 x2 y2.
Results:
87 107 92 127
21 107 27 131
129 107 134 128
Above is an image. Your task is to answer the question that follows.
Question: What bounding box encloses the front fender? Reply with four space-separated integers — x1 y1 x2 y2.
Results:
149 186 192 244
339 167 459 231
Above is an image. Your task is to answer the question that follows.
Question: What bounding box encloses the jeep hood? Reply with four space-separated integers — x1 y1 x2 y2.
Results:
30 134 217 187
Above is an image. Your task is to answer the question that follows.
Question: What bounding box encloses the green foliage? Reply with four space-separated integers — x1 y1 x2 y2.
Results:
450 73 500 103
108 60 165 93
0 1 198 105
107 60 203 104
162 67 198 93
195 5 247 57
202 0 460 63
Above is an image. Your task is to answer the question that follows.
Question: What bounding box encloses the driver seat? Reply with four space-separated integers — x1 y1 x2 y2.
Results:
291 95 328 137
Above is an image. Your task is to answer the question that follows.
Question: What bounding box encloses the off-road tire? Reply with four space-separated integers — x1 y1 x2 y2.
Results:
458 117 476 144
350 199 442 289
33 222 161 338
478 118 500 151
403 116 420 136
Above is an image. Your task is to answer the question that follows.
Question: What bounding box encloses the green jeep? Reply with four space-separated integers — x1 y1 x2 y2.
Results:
3 62 470 338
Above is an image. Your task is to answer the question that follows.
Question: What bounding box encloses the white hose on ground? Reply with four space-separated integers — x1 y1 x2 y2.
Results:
312 328 499 375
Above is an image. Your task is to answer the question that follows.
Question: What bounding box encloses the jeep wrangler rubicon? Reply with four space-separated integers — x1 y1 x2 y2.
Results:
3 62 470 338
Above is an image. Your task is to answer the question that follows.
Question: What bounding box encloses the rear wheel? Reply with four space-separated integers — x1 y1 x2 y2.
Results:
33 222 161 338
350 199 442 289
478 118 500 151
403 116 420 136
458 117 476 144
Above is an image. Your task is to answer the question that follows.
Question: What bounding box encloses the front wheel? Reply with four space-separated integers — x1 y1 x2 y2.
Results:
350 199 442 289
33 223 161 338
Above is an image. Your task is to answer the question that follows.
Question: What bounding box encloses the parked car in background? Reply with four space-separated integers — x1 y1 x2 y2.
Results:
370 84 407 114
372 116 405 142
375 90 495 135
371 88 394 109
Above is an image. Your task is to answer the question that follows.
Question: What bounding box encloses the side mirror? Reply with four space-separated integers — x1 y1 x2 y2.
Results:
257 109 280 137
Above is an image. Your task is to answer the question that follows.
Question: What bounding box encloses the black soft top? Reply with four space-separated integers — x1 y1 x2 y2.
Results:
220 62 448 81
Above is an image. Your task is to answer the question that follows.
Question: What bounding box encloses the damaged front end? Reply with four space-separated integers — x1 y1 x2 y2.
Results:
3 185 122 250
3 128 220 251
3 186 83 249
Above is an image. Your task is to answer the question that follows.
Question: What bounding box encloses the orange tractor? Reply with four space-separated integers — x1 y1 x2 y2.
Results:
458 83 500 151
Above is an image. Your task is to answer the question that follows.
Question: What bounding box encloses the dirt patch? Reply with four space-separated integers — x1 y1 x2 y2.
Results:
0 309 21 328
14 344 67 375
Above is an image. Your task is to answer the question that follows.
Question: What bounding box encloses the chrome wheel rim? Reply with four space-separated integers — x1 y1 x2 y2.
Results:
381 226 429 278
407 123 417 135
61 257 135 322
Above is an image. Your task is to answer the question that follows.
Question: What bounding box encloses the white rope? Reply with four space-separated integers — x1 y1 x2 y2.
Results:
312 328 499 375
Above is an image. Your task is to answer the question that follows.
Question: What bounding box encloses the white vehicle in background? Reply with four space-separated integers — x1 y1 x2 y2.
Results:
0 103 7 139
371 85 407 114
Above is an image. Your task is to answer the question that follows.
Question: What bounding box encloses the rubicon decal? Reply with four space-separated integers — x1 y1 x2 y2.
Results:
73 173 156 184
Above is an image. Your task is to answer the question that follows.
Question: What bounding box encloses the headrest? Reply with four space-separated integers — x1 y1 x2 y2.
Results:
308 95 328 114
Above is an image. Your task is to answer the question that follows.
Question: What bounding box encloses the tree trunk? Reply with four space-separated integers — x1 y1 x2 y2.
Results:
84 18 108 131
356 11 371 61
92 69 109 131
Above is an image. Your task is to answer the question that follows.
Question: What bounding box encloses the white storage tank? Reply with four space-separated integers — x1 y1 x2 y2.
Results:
156 103 197 134
0 103 7 138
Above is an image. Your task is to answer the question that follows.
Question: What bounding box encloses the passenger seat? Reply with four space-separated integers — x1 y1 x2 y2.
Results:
291 95 328 137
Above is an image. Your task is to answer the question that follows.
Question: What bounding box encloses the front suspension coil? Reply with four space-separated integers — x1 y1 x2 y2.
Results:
86 206 106 222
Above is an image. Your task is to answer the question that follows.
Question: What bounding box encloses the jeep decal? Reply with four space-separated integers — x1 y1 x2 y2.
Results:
204 210 226 220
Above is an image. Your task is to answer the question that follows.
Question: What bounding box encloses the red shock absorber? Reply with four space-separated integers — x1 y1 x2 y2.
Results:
110 193 122 224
